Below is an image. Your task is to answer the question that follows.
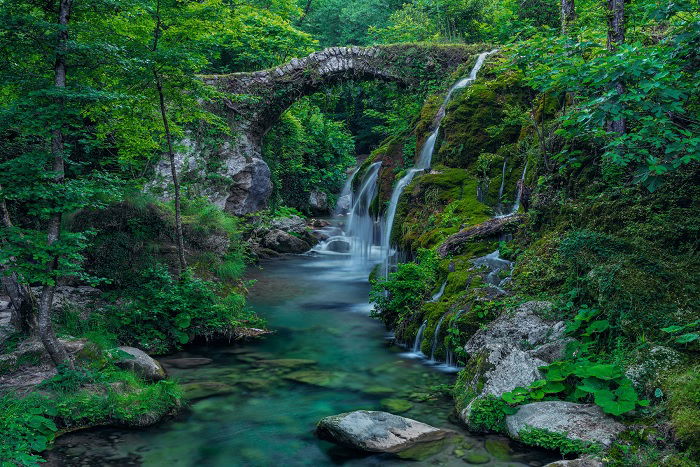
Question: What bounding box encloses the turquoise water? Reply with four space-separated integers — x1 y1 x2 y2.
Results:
47 254 554 466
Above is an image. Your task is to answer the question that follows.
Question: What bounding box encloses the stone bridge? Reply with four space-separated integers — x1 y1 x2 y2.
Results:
152 44 483 214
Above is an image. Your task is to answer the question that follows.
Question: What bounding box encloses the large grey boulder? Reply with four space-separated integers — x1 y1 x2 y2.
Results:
308 190 329 215
261 229 310 254
457 301 571 429
113 346 166 382
316 410 452 453
270 215 306 234
148 138 272 216
506 401 625 447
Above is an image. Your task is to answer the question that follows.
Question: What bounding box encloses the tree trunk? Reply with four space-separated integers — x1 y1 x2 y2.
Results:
297 0 312 25
606 0 626 134
561 0 576 33
155 73 187 273
0 192 37 334
38 0 74 367
152 0 187 274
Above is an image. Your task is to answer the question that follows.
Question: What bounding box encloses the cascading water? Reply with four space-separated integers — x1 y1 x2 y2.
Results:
333 167 359 216
429 312 449 362
412 321 427 354
312 161 382 278
380 50 497 277
429 281 447 302
510 161 528 214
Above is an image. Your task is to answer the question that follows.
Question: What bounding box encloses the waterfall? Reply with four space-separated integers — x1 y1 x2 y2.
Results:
429 312 449 362
510 161 528 214
380 50 497 277
496 157 508 213
412 321 427 354
345 162 382 263
429 281 447 302
333 167 359 216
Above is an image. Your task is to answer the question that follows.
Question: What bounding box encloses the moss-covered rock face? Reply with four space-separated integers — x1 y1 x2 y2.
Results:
435 63 529 170
663 365 700 457
391 167 493 252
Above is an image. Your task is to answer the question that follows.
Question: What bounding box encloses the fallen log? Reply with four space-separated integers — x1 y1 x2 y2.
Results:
437 215 524 258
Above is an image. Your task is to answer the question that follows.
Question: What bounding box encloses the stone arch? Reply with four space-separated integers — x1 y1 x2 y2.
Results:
154 44 481 214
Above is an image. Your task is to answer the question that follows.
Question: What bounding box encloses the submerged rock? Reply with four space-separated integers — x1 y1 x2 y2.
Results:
160 357 213 369
255 358 316 369
181 381 235 400
505 401 625 447
316 410 453 453
380 398 413 413
114 346 166 382
283 370 347 388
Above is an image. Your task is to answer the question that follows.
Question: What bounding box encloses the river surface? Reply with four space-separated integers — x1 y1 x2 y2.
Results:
47 253 554 466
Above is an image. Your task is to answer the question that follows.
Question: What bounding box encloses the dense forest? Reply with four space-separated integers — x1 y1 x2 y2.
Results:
0 0 698 465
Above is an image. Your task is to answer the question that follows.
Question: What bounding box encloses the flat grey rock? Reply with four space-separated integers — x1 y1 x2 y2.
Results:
316 410 452 453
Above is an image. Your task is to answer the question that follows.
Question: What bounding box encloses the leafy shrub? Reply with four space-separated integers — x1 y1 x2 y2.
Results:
0 394 58 466
467 395 516 433
105 265 261 354
370 249 438 328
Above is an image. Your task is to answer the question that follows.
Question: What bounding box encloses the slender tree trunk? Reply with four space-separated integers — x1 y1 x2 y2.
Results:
39 0 74 367
152 0 186 273
0 190 37 334
606 0 626 134
561 0 576 33
297 0 312 25
155 73 187 273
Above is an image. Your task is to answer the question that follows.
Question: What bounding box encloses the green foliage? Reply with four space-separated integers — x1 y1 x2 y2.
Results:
105 265 261 354
518 427 598 456
0 363 181 466
503 307 649 416
509 20 700 190
661 321 700 347
370 249 438 328
0 395 58 466
263 98 355 213
467 395 516 433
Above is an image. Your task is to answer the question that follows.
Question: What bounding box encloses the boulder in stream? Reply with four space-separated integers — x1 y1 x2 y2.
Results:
261 229 311 254
316 410 453 453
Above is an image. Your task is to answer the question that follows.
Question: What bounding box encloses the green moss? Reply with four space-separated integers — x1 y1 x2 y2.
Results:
436 67 529 169
664 365 700 456
518 427 599 456
391 167 492 251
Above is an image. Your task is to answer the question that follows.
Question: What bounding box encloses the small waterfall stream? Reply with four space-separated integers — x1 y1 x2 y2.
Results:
429 312 449 362
334 167 359 216
429 281 447 302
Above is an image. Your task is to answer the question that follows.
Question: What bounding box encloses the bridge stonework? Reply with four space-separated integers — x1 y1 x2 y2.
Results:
152 44 482 215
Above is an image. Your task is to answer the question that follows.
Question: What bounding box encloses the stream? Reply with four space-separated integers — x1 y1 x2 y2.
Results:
47 252 554 466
